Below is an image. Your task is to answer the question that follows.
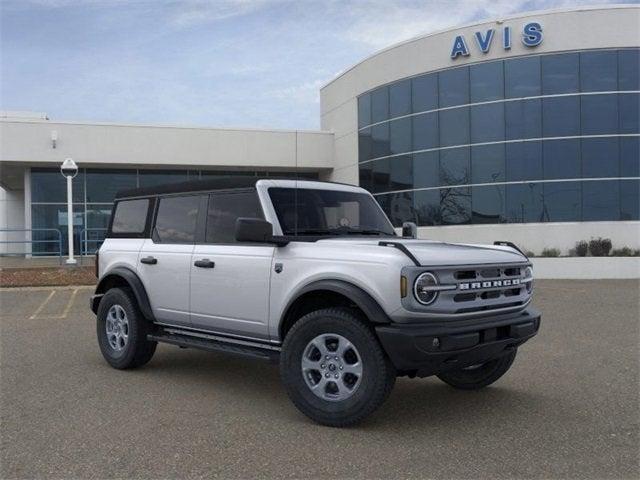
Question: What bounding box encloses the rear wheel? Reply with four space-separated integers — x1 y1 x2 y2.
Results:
96 287 157 369
436 349 517 390
280 307 395 427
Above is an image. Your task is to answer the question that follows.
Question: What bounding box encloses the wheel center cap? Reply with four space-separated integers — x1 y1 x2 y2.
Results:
328 363 336 371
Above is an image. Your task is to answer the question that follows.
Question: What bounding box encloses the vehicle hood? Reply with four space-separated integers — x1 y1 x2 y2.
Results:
315 238 527 266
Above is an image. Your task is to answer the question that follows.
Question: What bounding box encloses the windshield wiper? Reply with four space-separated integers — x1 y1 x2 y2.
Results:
340 228 393 236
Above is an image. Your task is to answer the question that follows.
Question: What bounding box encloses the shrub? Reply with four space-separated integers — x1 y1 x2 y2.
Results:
524 250 536 258
588 237 612 257
541 247 560 257
610 247 639 257
574 240 588 257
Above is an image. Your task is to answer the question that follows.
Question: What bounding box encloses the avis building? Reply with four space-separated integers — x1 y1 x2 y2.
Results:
1 5 638 256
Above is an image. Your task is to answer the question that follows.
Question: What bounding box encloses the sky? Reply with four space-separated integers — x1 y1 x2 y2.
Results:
1 0 636 130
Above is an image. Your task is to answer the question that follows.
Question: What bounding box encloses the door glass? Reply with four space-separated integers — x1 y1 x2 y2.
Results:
206 191 264 243
154 196 199 243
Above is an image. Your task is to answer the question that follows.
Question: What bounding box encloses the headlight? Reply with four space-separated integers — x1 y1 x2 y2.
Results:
524 266 534 294
414 272 439 305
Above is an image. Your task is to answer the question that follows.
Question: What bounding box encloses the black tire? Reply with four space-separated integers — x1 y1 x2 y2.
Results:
280 307 396 427
436 349 517 390
96 287 157 369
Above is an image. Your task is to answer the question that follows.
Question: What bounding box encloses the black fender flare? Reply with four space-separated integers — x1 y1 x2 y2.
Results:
93 267 155 321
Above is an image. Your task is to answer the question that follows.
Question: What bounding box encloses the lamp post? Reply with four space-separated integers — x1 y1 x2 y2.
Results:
60 158 78 265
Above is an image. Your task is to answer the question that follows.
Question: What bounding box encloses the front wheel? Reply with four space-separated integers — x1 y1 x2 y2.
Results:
436 349 517 390
280 308 396 427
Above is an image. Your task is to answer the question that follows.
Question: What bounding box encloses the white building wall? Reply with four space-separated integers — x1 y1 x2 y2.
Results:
0 186 25 254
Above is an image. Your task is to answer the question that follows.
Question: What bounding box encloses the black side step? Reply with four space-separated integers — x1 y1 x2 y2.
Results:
148 332 279 363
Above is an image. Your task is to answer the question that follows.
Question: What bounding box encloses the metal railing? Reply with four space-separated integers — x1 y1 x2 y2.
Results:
78 227 107 257
0 228 64 264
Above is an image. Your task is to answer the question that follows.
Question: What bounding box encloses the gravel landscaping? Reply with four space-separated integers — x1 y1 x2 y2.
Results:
0 267 96 288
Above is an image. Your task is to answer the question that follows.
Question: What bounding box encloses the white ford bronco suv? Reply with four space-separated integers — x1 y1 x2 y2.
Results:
91 178 541 426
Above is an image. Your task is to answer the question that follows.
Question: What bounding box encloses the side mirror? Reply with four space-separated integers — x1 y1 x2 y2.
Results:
235 218 274 243
402 222 418 239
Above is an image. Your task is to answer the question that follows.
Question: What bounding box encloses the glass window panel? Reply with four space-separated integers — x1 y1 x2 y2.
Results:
505 183 543 223
139 170 189 188
154 195 200 243
359 162 373 192
505 98 542 140
541 53 579 94
505 56 541 98
31 168 84 203
472 185 505 224
582 138 619 178
413 151 440 189
412 73 438 113
440 147 470 186
581 94 618 135
371 158 391 194
414 189 441 226
470 103 504 143
371 86 389 123
470 61 504 102
621 137 640 178
619 93 640 134
358 93 371 128
439 67 469 108
85 169 137 203
84 205 111 252
390 155 413 191
543 182 581 222
389 79 411 118
619 49 640 91
200 171 254 178
439 108 469 147
620 179 640 220
580 51 617 92
111 199 149 233
389 117 412 155
387 191 415 227
412 112 438 151
358 128 373 162
471 144 505 184
506 141 543 182
371 123 390 159
206 191 263 244
544 139 581 180
583 180 620 221
31 204 84 255
440 187 471 225
375 194 391 222
542 96 580 137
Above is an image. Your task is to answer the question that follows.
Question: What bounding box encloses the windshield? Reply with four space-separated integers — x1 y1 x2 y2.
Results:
268 187 396 237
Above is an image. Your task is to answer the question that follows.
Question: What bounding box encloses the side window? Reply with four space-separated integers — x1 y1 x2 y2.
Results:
111 199 149 234
154 195 200 243
206 191 264 243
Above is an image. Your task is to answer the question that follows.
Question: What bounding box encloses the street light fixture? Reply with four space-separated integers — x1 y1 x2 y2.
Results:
60 158 78 265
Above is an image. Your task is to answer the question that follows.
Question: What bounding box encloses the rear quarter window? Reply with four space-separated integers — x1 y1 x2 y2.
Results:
111 199 149 234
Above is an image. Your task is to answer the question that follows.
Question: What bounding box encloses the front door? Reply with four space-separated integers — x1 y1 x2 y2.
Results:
190 190 274 341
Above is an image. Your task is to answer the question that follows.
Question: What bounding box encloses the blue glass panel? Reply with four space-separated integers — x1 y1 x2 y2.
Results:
413 152 439 189
472 185 505 224
582 138 619 178
371 123 390 158
440 187 471 225
358 94 371 128
621 137 640 177
439 108 469 147
414 189 441 226
581 94 618 135
619 93 640 134
387 191 415 227
412 112 439 151
580 51 617 92
620 179 640 220
619 49 640 91
543 139 580 180
542 52 579 94
412 73 438 113
358 128 372 162
390 79 411 118
31 204 84 255
505 56 541 98
389 117 412 155
390 155 413 191
371 87 389 123
31 168 84 203
542 96 580 137
505 98 542 140
543 181 581 222
359 162 372 192
505 183 543 223
86 169 136 203
440 147 470 186
471 144 505 184
139 170 189 187
371 158 391 194
439 67 469 108
506 141 543 182
583 180 620 221
470 61 504 102
470 103 504 143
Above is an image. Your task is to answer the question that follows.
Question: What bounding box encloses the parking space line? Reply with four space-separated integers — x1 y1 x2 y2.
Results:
56 288 79 319
29 290 56 319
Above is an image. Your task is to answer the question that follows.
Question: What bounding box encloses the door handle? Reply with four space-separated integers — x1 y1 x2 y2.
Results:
140 256 157 265
194 259 215 269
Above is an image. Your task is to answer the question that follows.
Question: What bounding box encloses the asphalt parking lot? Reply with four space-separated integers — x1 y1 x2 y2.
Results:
1 280 638 479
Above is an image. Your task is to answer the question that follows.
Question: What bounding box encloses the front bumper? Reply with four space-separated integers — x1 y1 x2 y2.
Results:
376 307 541 377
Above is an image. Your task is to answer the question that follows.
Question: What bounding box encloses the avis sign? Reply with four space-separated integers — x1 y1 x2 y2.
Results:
450 22 543 59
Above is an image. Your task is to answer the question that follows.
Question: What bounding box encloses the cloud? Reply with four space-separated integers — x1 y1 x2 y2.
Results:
168 0 279 28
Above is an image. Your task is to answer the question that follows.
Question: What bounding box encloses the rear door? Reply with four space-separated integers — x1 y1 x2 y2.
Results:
138 194 201 326
190 189 274 341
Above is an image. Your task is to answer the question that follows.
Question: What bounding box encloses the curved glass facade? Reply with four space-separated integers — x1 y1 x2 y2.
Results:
357 49 640 226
